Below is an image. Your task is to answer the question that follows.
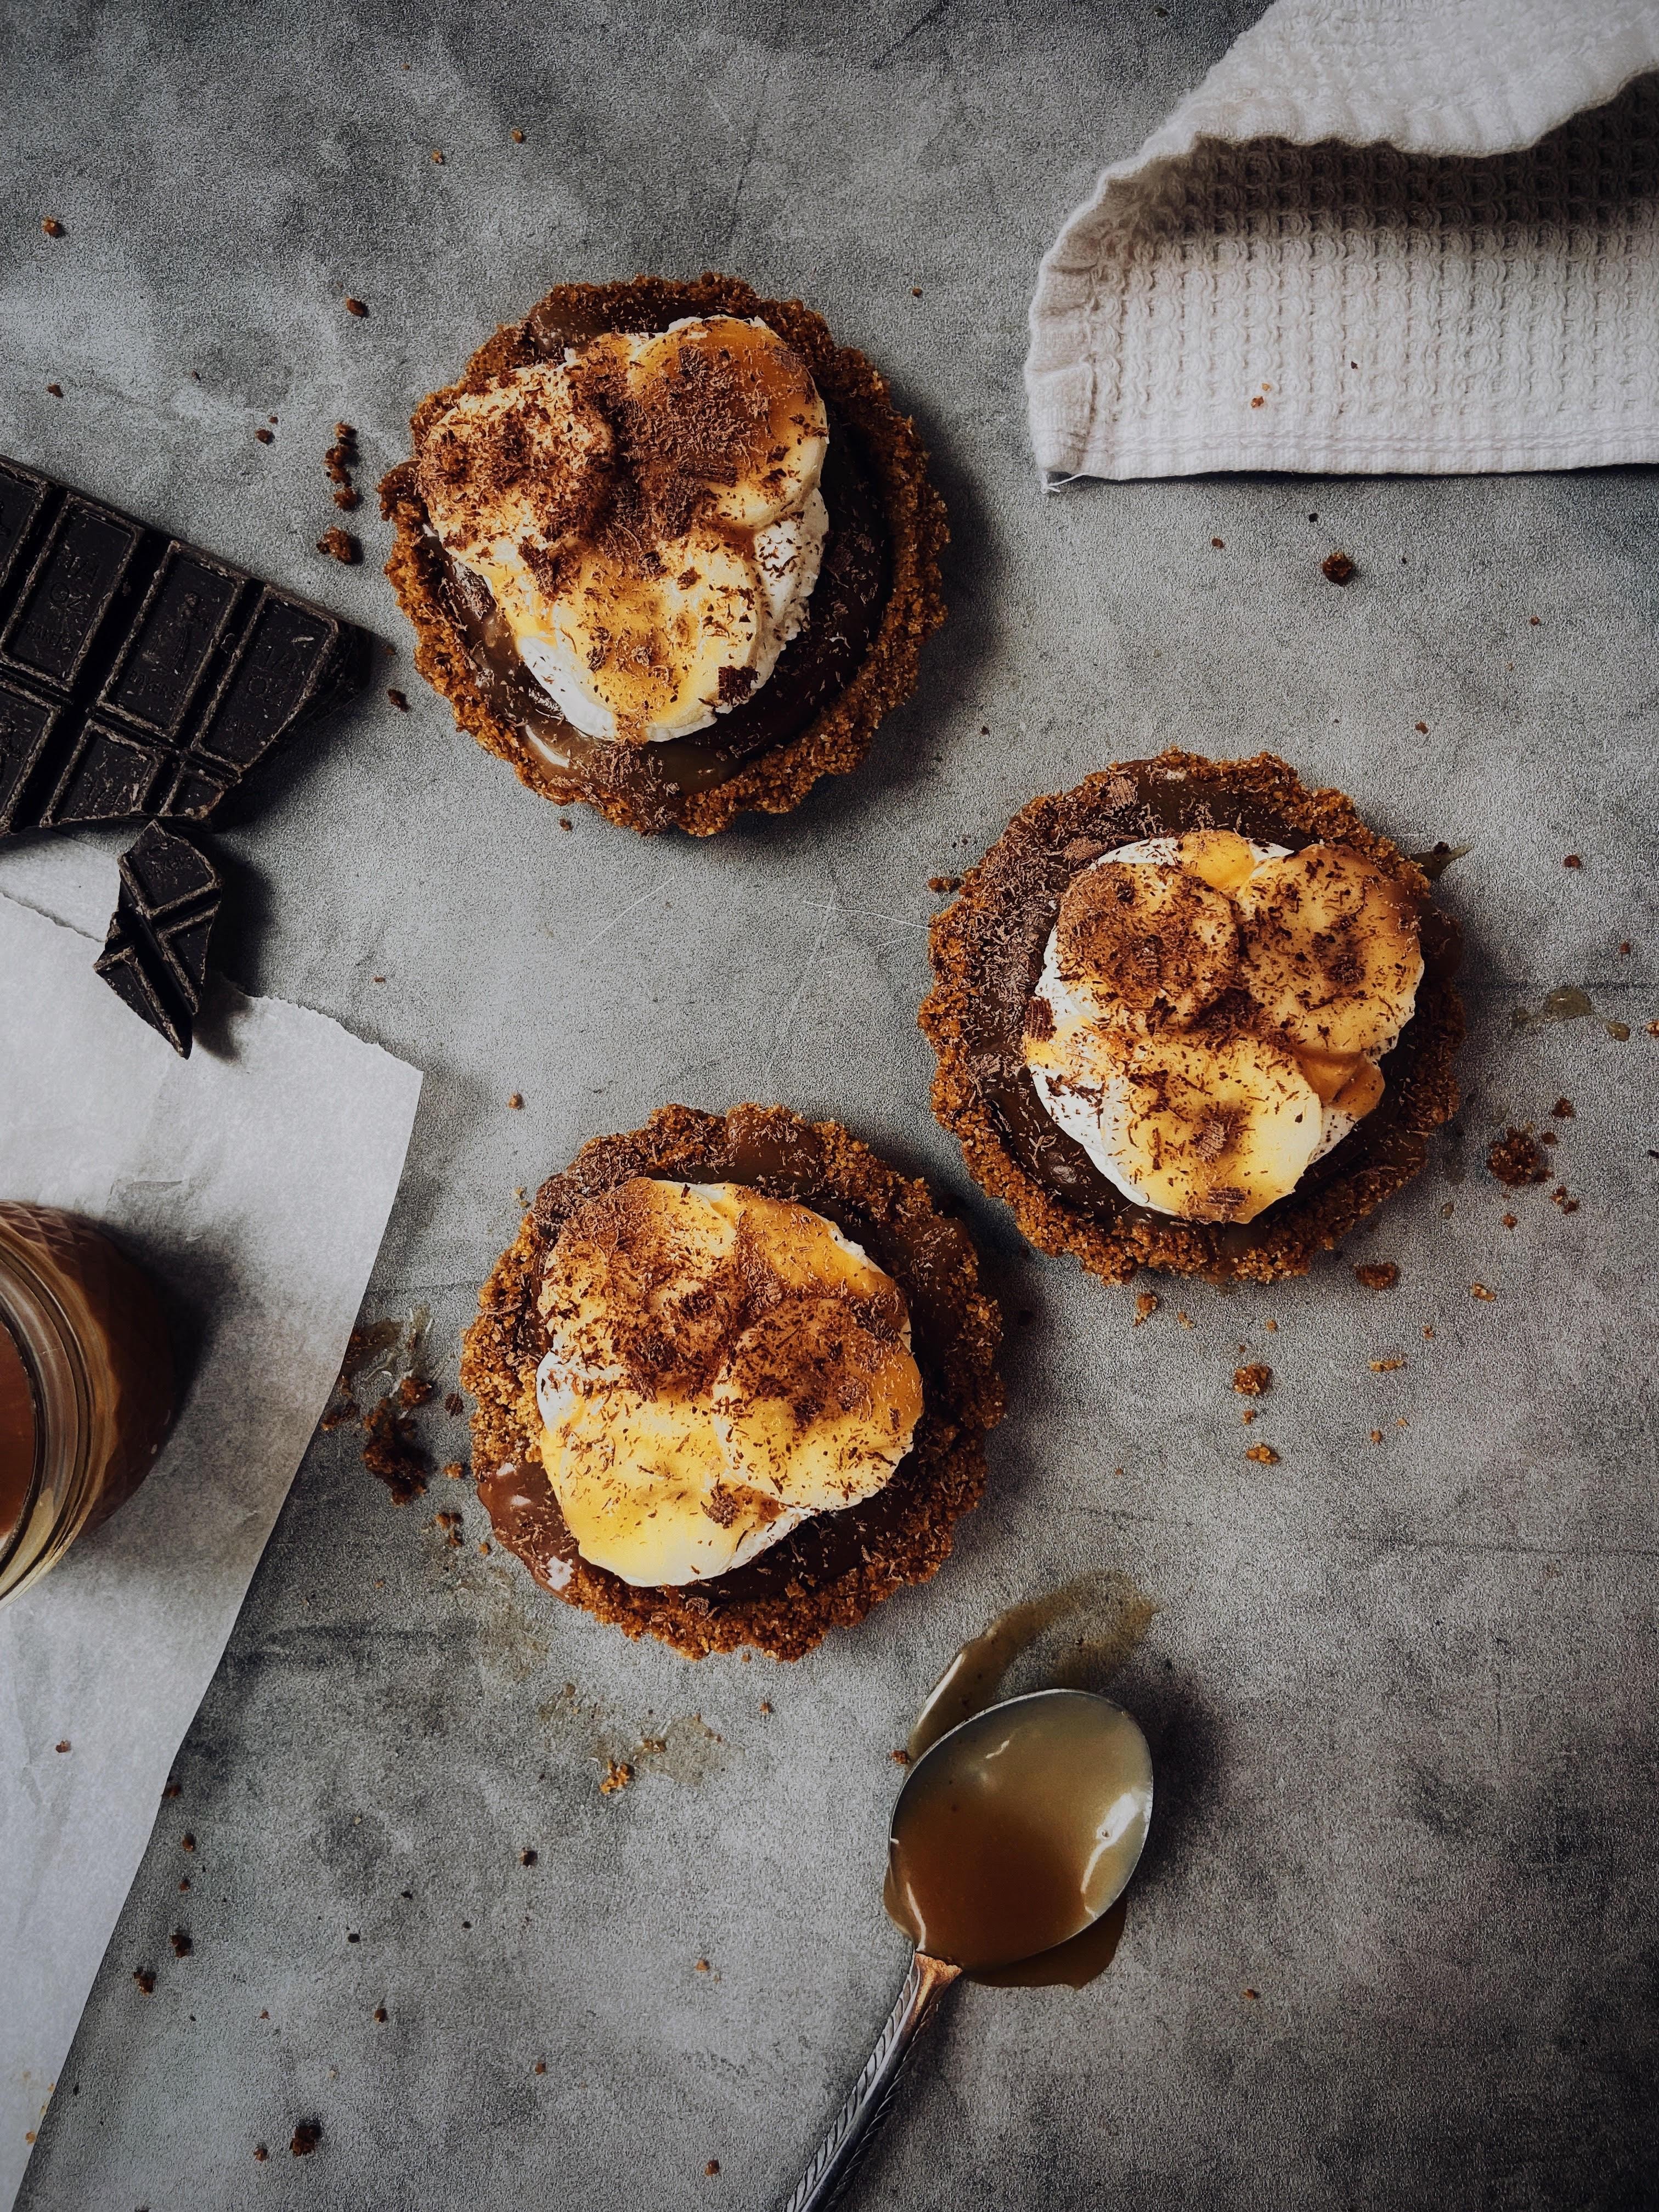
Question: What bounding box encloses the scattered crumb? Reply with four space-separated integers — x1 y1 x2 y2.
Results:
170 1928 192 1959
512 128 526 142
759 1700 772 1713
361 1397 430 1505
1353 1262 1398 1290
1244 1444 1280 1465
1250 395 1265 409
533 2059 546 2074
891 1747 910 1765
54 1739 70 1753
163 1778 181 1798
445 1392 464 1417
1369 1358 1406 1372
1563 854 1581 868
1487 1128 1547 1187
344 296 369 317
1550 1186 1579 1214
398 1374 433 1408
706 2162 721 2177
1551 1098 1575 1119
1233 1364 1272 1396
1415 722 1429 733
912 286 923 298
1244 1989 1260 2000
46 381 63 397
387 687 410 711
254 426 273 444
695 1958 710 1973
1502 1212 1517 1228
374 2006 387 2023
1264 1318 1278 1333
334 487 362 511
181 1833 195 1852
1240 1408 1256 1424
179 1878 189 1892
317 526 360 564
1530 615 1542 625
254 2144 268 2161
1369 1430 1384 1444
1176 1310 1193 1328
290 2121 321 2158
1211 537 1225 549
431 148 445 162
477 1539 490 1555
1321 551 1356 585
1470 1283 1497 1300
507 1093 523 1109
520 1848 538 1865
442 1460 465 1481
133 1969 155 1995
928 874 961 894
559 816 573 831
42 217 64 236
599 1758 633 1795
1424 1324 1435 1338
1618 941 1631 956
1133 1291 1160 1325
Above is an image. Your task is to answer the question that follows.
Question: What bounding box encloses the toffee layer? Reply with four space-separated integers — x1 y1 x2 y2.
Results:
921 751 1465 1284
461 1104 1005 1660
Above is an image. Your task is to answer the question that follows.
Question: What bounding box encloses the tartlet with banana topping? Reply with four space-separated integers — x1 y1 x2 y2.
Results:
381 273 947 836
921 751 1463 1284
460 1104 1003 1660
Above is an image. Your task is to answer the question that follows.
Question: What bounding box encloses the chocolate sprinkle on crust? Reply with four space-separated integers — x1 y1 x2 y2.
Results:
380 274 947 837
919 750 1464 1285
460 1103 1003 1659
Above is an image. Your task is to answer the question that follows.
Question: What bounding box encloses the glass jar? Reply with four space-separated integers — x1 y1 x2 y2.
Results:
0 1204 174 1607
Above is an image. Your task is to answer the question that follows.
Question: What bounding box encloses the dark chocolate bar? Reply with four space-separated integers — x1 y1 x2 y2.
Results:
94 823 223 1057
0 454 366 838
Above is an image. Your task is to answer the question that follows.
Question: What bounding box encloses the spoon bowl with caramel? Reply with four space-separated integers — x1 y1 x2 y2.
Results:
782 1689 1153 2211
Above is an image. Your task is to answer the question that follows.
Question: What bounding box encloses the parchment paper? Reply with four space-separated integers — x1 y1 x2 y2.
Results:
0 844 421 2211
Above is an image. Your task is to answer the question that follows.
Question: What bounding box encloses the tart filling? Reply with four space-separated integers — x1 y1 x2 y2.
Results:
532 1177 922 1586
416 318 833 747
1024 831 1423 1224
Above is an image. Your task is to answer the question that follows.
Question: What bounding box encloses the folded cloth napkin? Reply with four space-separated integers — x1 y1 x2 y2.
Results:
1026 0 1659 482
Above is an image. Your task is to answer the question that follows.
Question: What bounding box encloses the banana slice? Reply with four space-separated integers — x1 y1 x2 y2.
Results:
538 1178 744 1396
1054 860 1239 1026
1174 828 1260 897
628 317 829 531
539 1383 800 1585
1028 1015 1323 1222
417 362 614 569
712 1295 922 1509
1236 845 1423 1057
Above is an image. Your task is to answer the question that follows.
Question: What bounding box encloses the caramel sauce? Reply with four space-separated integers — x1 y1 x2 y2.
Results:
885 1691 1153 1972
0 1315 38 1553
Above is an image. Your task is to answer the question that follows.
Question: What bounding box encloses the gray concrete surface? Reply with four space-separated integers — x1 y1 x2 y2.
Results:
5 2 1659 2206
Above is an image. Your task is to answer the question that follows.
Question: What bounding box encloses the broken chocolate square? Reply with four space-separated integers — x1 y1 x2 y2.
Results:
94 822 222 1057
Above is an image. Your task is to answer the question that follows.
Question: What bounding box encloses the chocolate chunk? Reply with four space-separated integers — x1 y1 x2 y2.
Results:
94 823 222 1057
0 454 366 838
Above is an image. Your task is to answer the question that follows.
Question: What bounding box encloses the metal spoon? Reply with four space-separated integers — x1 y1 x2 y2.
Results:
781 1689 1154 2212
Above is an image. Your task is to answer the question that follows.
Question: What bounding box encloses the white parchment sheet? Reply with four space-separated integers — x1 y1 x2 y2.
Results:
0 842 420 2211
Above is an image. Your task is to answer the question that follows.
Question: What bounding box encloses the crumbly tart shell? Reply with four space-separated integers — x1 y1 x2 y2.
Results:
460 1104 1004 1660
919 749 1465 1286
380 272 948 837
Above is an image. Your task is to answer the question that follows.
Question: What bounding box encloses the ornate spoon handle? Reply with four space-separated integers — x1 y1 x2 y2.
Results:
780 1951 962 2212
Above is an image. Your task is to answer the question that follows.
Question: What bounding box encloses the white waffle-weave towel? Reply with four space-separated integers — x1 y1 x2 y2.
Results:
1026 0 1659 483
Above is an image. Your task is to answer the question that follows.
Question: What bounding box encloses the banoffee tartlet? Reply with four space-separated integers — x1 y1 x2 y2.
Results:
921 751 1463 1284
381 273 947 836
460 1104 1003 1660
